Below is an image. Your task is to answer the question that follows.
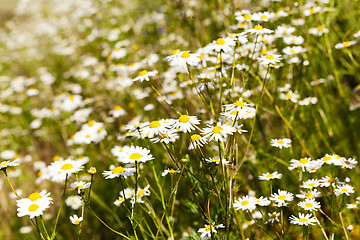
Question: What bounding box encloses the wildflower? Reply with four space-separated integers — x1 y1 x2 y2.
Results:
172 115 200 133
150 129 179 144
309 25 329 36
301 179 320 189
259 172 282 180
289 157 312 171
233 195 257 211
70 181 91 194
335 184 355 196
102 165 136 179
65 195 82 210
209 37 236 53
334 158 357 169
255 196 271 206
133 70 158 82
0 158 21 171
270 138 291 149
136 185 151 198
88 167 97 175
347 203 357 209
204 157 230 165
257 53 282 66
296 189 322 199
201 123 236 142
266 212 280 224
335 41 357 49
283 35 304 45
70 215 83 225
162 168 180 176
19 226 33 234
289 213 317 226
246 24 274 35
298 198 321 211
319 176 338 187
270 190 294 206
117 146 154 164
197 223 225 239
299 97 318 106
279 90 300 103
188 134 207 150
320 154 340 165
17 191 53 219
109 106 126 118
48 159 85 178
168 51 200 69
140 119 174 138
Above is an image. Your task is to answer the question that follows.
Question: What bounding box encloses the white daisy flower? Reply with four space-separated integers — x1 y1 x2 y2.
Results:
270 190 294 206
335 41 357 49
188 134 208 150
70 214 83 225
270 138 291 149
259 172 282 180
233 195 257 211
133 70 158 82
298 198 321 211
197 222 225 239
335 184 354 196
70 181 91 194
162 168 180 176
102 165 136 179
289 213 317 226
201 123 236 142
172 115 200 133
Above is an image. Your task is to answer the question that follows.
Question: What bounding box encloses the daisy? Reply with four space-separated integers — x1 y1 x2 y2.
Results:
335 41 357 49
168 51 200 69
270 138 291 149
150 129 179 144
209 37 236 53
102 165 136 179
0 158 21 170
246 24 274 35
233 195 257 211
17 191 53 219
48 159 85 179
279 90 300 103
204 157 230 165
109 106 126 118
133 70 158 82
309 25 329 36
289 213 317 226
255 196 271 206
172 115 200 133
136 185 151 198
299 97 318 106
335 184 354 196
140 119 173 138
320 154 339 165
257 53 282 66
70 214 83 225
298 198 321 211
201 123 236 142
319 176 338 187
288 157 313 171
188 134 207 150
162 168 180 176
70 181 91 194
197 222 225 239
117 146 154 164
65 195 82 210
265 212 280 224
346 203 357 209
301 179 320 189
259 172 282 180
283 35 304 45
334 158 357 169
296 189 322 199
270 190 294 206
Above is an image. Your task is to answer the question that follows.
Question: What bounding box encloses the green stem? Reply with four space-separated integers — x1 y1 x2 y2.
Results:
51 174 68 239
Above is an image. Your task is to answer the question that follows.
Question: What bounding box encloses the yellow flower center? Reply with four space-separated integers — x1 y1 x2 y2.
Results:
169 169 176 174
205 224 215 231
290 50 295 53
277 140 284 145
299 218 309 223
278 195 286 200
266 55 274 60
61 164 74 170
322 156 331 161
305 193 313 198
88 120 94 127
0 162 7 167
74 220 81 225
328 178 336 183
343 41 350 47
172 49 180 55
308 183 315 187
181 52 190 58
241 200 249 206
216 38 225 45
179 115 190 123
140 70 148 76
230 110 238 115
317 26 324 31
191 134 201 141
130 153 142 160
28 192 42 201
299 158 308 164
261 14 267 19
285 93 292 99
212 126 223 133
342 188 348 192
234 100 245 107
138 189 145 197
310 8 315 14
244 14 251 20
266 174 274 178
254 25 263 30
149 121 161 128
70 95 75 101
28 204 39 212
112 166 125 174
305 203 313 208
